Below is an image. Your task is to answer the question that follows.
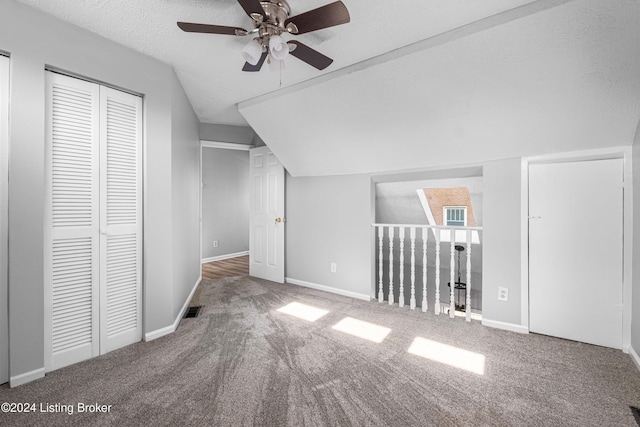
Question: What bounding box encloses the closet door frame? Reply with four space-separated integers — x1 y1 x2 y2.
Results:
0 55 9 384
44 71 143 372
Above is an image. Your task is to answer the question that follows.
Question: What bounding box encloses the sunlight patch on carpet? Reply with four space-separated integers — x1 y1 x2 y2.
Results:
408 337 485 375
332 317 391 343
277 302 329 322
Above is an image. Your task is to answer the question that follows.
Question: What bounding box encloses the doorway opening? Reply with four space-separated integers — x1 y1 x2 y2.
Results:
374 174 483 317
200 144 250 267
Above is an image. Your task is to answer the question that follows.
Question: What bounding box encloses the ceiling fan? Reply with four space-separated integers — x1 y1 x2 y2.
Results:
177 0 350 72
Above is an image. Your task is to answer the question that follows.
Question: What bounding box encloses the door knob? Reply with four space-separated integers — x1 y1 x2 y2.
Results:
275 217 286 223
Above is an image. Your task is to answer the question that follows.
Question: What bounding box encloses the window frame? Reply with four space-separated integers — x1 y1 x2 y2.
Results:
443 206 467 227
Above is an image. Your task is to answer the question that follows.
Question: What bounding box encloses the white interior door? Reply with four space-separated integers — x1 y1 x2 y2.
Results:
45 72 101 371
0 55 9 384
99 86 142 353
529 159 623 349
249 146 285 283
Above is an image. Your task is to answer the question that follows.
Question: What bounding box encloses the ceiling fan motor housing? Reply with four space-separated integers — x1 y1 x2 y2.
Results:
254 1 296 49
258 1 291 31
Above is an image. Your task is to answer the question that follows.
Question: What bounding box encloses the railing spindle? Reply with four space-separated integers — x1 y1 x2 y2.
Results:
399 227 405 308
371 223 481 323
388 226 394 305
466 230 472 322
434 228 441 315
450 233 456 318
378 226 384 303
410 227 416 310
422 227 427 312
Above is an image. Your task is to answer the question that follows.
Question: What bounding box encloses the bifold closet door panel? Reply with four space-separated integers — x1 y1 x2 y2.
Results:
45 72 100 371
99 86 142 353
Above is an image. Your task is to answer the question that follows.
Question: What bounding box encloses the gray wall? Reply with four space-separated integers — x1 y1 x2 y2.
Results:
201 148 250 259
284 168 501 316
199 123 255 145
632 121 640 354
375 177 484 225
1 0 200 381
171 73 201 319
481 158 522 325
286 173 372 297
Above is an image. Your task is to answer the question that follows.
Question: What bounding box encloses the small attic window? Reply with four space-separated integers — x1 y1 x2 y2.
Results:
444 206 467 226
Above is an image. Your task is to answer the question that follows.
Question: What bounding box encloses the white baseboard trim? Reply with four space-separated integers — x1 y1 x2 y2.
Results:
144 324 175 342
144 276 202 342
482 318 529 334
201 251 249 264
285 277 371 301
630 346 640 373
10 367 45 388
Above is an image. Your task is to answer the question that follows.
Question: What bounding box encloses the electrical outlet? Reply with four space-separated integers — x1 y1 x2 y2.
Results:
330 262 337 273
498 287 508 301
213 240 219 248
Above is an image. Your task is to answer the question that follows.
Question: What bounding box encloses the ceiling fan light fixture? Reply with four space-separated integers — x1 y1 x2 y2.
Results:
242 39 264 65
268 35 289 61
178 0 351 72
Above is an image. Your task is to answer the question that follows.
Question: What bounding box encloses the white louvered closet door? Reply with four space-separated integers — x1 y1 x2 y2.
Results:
99 86 142 353
45 72 101 372
46 73 142 372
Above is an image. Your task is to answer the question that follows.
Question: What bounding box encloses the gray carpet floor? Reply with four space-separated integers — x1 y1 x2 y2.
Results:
1 275 640 426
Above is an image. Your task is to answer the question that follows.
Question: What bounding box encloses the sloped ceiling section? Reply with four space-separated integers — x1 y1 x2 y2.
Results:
14 0 538 126
239 0 640 177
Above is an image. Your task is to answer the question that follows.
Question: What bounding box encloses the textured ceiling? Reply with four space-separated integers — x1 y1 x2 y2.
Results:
14 0 640 177
239 0 640 176
14 0 538 126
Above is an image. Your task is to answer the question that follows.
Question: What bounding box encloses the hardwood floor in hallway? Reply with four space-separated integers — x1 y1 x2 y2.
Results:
201 255 249 280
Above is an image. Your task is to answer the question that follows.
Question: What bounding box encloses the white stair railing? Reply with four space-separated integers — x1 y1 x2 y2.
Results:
373 223 482 322
421 227 427 313
388 226 394 305
399 226 405 308
449 231 456 319
435 228 441 315
409 228 416 310
466 230 472 322
378 225 384 303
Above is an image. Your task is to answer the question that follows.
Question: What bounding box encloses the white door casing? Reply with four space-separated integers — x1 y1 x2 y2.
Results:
0 55 9 384
249 146 285 283
45 72 142 372
529 158 623 349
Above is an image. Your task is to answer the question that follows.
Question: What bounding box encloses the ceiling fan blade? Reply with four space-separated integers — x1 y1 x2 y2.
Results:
177 22 247 36
242 51 268 72
288 41 333 70
285 1 350 35
237 0 266 20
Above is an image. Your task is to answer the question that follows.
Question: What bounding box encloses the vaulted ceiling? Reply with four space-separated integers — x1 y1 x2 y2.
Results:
15 0 640 176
